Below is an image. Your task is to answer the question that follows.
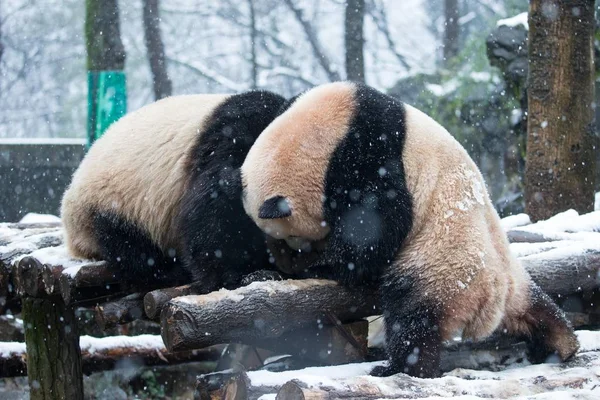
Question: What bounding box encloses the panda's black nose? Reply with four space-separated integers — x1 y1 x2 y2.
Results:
259 196 292 219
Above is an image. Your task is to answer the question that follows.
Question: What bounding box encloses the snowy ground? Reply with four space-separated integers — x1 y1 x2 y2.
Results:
248 331 600 399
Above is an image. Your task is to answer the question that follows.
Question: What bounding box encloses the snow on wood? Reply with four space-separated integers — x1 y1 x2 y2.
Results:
161 246 598 352
237 331 600 400
18 213 61 224
500 213 531 230
161 279 380 352
0 334 221 377
496 12 529 30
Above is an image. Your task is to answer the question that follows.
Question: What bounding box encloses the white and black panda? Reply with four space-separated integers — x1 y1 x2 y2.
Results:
61 91 286 290
241 82 579 378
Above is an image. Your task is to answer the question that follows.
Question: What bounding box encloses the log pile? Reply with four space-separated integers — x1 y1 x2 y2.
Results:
0 334 221 377
196 330 600 399
0 210 599 397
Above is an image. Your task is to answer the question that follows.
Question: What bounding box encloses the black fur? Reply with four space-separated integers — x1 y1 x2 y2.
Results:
319 83 413 286
370 272 442 378
89 90 285 290
178 90 286 291
523 282 577 363
92 210 191 287
259 195 292 219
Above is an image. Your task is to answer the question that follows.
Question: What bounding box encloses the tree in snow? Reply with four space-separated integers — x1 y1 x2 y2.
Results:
345 0 365 82
142 0 172 100
525 0 597 221
442 0 459 65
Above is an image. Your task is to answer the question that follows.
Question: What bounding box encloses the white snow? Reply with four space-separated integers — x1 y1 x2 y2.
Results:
596 192 600 211
19 213 61 224
0 341 26 358
173 279 336 305
0 334 166 359
0 225 63 259
496 12 529 30
509 240 581 258
575 330 600 352
248 331 600 398
248 360 385 389
500 214 531 230
79 334 165 354
16 245 87 269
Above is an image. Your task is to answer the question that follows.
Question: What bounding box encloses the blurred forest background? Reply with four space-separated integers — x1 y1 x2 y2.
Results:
0 0 598 217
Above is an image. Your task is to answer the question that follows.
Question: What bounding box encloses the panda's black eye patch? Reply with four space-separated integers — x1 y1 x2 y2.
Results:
259 196 292 219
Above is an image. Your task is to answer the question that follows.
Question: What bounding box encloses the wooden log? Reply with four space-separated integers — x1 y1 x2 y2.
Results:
522 250 600 296
507 230 560 243
22 296 83 400
276 382 326 400
161 246 600 353
95 293 145 329
144 284 194 320
3 222 62 230
161 279 380 352
273 350 600 399
59 261 120 304
13 256 43 297
0 335 222 377
0 261 10 312
40 264 63 296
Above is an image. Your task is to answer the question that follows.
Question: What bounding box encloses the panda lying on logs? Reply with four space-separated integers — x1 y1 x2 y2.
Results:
61 91 286 291
241 82 579 378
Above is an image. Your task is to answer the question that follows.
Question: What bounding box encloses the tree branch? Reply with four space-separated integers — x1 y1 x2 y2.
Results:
283 0 341 81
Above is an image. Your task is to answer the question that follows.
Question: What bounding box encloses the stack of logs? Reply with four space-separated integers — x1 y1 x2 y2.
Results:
1 214 599 399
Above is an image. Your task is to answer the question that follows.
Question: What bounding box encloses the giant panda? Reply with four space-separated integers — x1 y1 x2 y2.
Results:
61 91 286 290
241 82 579 378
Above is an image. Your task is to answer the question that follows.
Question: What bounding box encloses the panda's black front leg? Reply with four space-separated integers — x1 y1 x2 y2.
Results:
370 275 443 378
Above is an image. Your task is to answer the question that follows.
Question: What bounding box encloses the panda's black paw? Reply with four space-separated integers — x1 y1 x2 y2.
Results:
370 365 397 377
240 270 284 286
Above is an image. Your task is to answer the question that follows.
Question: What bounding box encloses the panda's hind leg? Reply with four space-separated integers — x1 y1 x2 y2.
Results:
370 274 443 378
92 210 191 288
508 281 579 364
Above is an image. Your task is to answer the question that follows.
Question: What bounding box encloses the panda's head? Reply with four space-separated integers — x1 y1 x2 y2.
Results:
241 82 358 250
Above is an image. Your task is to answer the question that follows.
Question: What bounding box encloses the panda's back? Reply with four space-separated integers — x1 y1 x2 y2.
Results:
61 94 230 259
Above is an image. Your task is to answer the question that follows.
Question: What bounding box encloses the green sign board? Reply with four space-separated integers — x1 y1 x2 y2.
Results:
87 70 127 149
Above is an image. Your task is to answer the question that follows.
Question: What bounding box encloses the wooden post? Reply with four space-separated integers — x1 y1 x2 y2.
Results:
22 297 83 400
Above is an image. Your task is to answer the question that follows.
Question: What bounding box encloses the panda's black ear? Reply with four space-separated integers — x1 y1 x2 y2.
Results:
259 196 292 219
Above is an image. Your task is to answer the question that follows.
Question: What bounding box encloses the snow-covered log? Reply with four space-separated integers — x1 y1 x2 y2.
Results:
59 261 120 304
522 250 600 295
205 330 600 400
161 279 380 352
0 334 221 377
161 247 599 353
144 284 194 319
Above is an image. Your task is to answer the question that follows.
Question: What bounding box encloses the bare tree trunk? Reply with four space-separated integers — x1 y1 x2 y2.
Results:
526 0 597 221
443 0 459 64
0 7 4 68
345 0 365 82
283 0 341 82
85 0 125 71
247 0 258 89
142 0 172 100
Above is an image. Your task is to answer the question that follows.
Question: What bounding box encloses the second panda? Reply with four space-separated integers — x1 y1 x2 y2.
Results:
61 91 285 290
241 82 579 378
